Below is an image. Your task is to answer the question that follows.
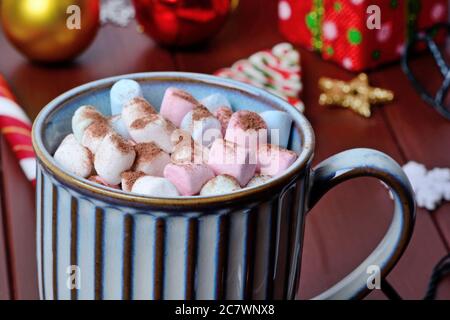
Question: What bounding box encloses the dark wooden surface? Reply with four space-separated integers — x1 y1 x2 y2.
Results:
0 0 449 300
0 158 11 300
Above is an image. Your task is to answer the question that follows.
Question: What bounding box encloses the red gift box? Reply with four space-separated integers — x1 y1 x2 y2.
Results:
278 0 448 71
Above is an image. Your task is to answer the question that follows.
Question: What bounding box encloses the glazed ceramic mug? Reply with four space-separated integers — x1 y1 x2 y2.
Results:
32 72 415 300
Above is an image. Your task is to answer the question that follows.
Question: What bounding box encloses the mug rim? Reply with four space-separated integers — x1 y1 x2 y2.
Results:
32 72 315 208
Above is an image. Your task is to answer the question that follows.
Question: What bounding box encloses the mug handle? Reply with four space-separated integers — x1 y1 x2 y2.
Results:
306 148 416 300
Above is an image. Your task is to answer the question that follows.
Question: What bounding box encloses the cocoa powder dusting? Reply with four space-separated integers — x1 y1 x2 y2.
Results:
263 144 298 156
87 120 110 138
172 129 192 146
216 107 232 131
192 105 212 121
238 111 267 131
222 139 237 151
130 114 159 129
222 174 239 183
180 163 198 172
217 107 232 119
134 142 162 163
127 97 157 115
121 171 145 191
110 133 134 154
86 148 94 165
208 175 239 189
173 89 202 107
165 118 177 132
83 106 106 123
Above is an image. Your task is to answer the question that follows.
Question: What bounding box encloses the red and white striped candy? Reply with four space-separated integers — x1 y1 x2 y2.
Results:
215 42 304 112
0 75 36 185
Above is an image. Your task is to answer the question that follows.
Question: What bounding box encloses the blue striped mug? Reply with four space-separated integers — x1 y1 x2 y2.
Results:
32 72 415 300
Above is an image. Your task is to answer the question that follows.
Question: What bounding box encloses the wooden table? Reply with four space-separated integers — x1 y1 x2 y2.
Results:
0 0 449 300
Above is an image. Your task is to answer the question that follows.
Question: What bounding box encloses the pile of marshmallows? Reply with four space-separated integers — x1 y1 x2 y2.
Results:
54 79 298 198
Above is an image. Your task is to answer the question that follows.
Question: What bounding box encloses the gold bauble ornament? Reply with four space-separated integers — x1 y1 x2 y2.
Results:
1 0 100 63
231 0 240 12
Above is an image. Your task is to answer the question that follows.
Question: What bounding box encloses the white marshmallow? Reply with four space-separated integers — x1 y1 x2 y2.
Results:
200 93 231 114
81 121 112 154
94 133 136 185
110 79 144 116
128 114 176 153
171 139 209 164
180 106 222 147
200 175 241 196
54 134 93 178
109 115 132 140
121 171 146 193
260 111 293 148
170 129 192 147
131 176 180 198
88 175 120 189
246 175 272 188
133 143 171 177
72 105 106 142
122 97 157 128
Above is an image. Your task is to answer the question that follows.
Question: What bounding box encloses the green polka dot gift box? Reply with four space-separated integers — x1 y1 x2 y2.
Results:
278 0 448 71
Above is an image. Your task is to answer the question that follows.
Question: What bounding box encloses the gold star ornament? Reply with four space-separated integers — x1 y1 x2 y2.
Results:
318 73 394 118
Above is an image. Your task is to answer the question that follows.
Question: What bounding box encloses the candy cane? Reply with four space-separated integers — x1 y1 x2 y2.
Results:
215 43 304 112
0 75 36 185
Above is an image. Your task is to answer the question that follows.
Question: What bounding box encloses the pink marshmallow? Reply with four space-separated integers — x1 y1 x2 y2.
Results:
207 139 256 187
258 144 298 177
160 87 201 127
164 163 215 196
225 110 268 151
